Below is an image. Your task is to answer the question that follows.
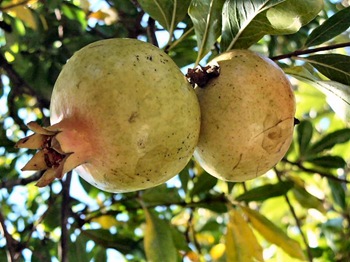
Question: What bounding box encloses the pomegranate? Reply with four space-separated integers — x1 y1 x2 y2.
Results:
16 38 200 192
194 50 295 182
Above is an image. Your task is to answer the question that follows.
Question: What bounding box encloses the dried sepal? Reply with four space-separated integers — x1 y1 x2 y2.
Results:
21 151 49 171
35 168 58 187
16 122 73 187
27 121 56 135
15 133 47 149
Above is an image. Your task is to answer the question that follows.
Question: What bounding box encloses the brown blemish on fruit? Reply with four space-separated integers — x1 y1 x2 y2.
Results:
128 111 139 123
232 153 243 171
259 117 293 154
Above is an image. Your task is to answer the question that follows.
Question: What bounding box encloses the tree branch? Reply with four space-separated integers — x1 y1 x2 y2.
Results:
271 42 350 61
146 17 158 47
59 171 72 262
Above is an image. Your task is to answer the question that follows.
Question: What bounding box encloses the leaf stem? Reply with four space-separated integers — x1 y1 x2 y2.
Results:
271 42 350 61
195 0 215 66
165 27 194 53
165 0 178 50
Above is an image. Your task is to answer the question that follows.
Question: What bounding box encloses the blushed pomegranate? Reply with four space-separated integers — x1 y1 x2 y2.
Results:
194 50 295 182
16 38 200 193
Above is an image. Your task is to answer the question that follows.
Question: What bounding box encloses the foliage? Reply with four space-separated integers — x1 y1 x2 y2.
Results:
0 0 350 261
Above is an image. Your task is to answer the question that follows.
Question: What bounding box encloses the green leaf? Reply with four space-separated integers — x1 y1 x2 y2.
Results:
241 206 306 260
188 0 225 64
169 226 190 252
221 0 285 50
142 184 183 206
178 165 191 194
265 0 323 32
69 234 91 262
137 0 191 32
62 2 87 29
195 200 228 213
144 208 178 262
43 200 61 230
168 35 198 68
92 246 108 261
226 209 263 262
306 155 346 169
78 176 103 199
221 0 323 50
286 66 350 123
305 6 350 47
292 185 326 213
328 179 346 211
81 229 140 254
236 181 294 203
190 172 217 197
297 120 314 157
315 81 350 123
308 129 350 155
302 54 350 86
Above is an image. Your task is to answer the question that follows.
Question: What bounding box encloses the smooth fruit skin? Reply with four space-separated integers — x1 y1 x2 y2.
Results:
17 38 200 192
194 50 295 182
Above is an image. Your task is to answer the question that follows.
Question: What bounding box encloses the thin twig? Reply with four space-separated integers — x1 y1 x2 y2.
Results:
188 208 202 255
0 171 43 189
60 171 72 262
275 171 313 262
0 53 49 109
271 42 350 61
165 27 194 53
21 186 58 254
0 210 19 261
283 159 350 183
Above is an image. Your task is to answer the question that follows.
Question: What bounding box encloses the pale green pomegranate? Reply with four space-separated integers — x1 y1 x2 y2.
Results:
16 38 200 192
194 50 295 182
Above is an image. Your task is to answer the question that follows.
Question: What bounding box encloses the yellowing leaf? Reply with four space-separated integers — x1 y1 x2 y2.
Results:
7 6 37 29
210 243 225 260
88 8 118 25
226 209 263 262
196 232 215 245
241 206 306 260
89 10 110 20
144 208 178 262
185 251 201 262
90 215 117 229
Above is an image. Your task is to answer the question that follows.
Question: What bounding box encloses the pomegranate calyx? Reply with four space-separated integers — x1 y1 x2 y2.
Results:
15 122 72 187
186 64 220 88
